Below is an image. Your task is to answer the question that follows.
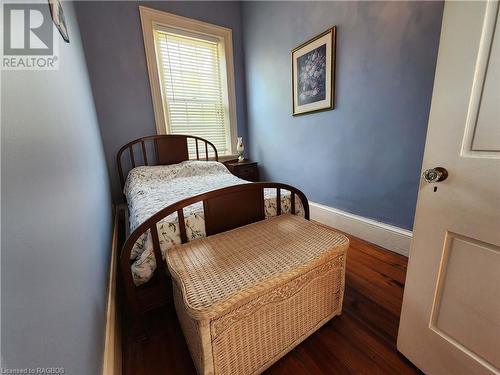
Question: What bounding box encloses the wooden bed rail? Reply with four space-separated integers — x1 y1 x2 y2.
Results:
121 182 310 317
116 134 219 188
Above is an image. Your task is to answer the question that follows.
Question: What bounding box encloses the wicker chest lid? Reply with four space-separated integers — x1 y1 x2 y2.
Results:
166 214 349 320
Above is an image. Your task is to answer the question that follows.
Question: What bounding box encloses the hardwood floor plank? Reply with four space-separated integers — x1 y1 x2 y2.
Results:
346 246 407 284
121 230 420 374
264 343 329 374
273 329 354 375
345 271 402 317
316 322 389 375
343 285 400 344
334 312 418 375
348 237 408 271
346 255 405 300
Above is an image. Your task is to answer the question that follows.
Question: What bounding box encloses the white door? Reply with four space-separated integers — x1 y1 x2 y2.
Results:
398 1 500 374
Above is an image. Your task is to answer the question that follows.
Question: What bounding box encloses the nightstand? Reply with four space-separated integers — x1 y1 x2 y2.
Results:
224 159 259 182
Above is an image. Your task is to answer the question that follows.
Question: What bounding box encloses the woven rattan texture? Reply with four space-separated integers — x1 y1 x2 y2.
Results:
173 282 204 371
212 257 345 374
173 254 347 375
167 214 349 319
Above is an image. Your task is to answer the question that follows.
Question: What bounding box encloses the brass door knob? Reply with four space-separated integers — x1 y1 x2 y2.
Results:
423 167 448 183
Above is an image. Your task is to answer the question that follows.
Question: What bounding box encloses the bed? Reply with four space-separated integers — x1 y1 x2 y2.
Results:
125 160 304 286
117 135 309 319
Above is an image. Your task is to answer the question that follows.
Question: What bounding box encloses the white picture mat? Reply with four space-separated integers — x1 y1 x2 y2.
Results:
292 31 332 114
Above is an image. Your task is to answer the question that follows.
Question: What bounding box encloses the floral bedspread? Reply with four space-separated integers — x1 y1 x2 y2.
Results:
124 161 304 285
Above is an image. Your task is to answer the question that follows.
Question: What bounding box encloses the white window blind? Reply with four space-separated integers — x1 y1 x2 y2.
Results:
154 29 230 155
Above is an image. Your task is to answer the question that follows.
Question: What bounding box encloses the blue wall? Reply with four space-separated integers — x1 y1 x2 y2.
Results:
72 0 443 229
75 1 248 201
1 3 112 374
242 1 443 230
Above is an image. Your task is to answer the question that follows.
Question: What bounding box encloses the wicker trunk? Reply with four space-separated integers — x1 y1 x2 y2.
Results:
167 215 349 375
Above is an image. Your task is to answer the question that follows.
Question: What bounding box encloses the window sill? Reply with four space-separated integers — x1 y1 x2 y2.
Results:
189 154 238 162
218 154 239 162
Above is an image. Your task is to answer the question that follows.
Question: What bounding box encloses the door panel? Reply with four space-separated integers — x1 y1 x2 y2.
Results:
398 2 500 374
463 1 500 155
431 233 500 370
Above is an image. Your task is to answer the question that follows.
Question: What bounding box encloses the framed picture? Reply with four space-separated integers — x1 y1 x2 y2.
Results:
292 26 336 116
48 0 69 43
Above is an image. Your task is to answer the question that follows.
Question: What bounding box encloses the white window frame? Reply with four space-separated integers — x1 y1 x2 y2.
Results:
139 6 238 156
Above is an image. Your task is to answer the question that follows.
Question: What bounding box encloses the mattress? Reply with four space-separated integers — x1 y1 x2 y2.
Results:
124 160 304 286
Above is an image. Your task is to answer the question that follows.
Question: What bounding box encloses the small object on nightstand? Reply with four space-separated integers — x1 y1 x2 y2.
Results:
224 159 259 182
236 137 245 162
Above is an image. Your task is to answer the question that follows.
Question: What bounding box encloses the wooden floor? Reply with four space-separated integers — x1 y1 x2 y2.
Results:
122 230 421 375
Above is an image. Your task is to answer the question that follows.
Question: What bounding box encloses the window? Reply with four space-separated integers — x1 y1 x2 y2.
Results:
140 7 237 157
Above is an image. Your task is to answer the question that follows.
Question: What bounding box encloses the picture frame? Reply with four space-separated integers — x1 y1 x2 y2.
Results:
48 0 69 43
292 26 336 116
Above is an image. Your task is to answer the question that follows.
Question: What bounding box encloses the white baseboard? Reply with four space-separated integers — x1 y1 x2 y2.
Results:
310 202 413 257
102 206 122 375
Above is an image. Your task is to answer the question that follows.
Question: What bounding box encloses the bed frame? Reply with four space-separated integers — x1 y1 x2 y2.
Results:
116 135 310 329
